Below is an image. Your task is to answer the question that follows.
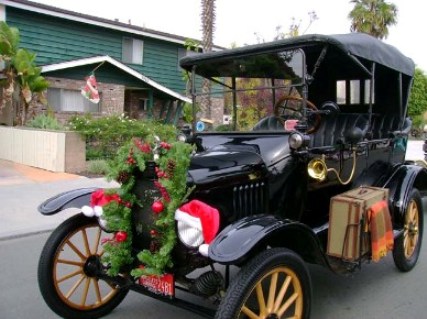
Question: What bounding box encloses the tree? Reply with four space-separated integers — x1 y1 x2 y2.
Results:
348 0 397 39
408 68 427 128
200 0 216 119
0 21 49 125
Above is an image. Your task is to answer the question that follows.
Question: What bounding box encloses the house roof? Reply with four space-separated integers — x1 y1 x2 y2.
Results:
1 0 224 49
41 55 191 103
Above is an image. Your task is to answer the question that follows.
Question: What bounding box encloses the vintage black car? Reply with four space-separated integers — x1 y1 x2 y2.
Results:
38 33 425 319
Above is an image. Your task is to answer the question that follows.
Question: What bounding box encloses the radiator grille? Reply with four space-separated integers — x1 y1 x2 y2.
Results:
233 181 266 218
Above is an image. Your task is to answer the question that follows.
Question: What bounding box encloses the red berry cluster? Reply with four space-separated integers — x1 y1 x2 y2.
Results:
134 138 151 153
117 197 132 208
155 167 168 179
154 180 170 202
160 141 171 150
127 147 136 165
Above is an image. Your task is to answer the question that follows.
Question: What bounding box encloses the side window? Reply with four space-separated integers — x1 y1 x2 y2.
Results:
122 37 144 65
350 80 360 104
336 80 346 104
336 79 374 105
364 79 375 104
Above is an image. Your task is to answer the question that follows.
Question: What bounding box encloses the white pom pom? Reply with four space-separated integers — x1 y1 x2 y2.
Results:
198 244 209 257
98 217 108 230
81 205 95 217
94 206 103 217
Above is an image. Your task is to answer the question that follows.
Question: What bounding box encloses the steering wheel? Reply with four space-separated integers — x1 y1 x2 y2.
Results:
273 95 321 134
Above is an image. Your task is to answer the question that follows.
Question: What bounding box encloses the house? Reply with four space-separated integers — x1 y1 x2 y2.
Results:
0 0 224 125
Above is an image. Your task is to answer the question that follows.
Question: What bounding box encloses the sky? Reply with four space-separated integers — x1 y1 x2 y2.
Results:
30 0 427 71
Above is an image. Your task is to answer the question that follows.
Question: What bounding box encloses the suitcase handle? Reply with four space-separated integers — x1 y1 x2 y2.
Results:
358 188 368 195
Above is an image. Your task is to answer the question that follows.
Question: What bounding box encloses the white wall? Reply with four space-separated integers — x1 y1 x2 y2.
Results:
0 127 85 172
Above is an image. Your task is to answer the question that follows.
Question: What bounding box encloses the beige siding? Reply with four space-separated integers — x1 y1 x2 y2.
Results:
0 127 85 173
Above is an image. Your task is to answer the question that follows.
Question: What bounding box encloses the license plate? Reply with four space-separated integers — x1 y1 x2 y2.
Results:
139 273 175 298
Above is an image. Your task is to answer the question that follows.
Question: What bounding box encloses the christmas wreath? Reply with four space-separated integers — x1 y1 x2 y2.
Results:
82 136 193 277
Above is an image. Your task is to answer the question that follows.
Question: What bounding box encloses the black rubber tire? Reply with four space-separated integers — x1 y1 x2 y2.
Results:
215 248 311 319
38 214 129 319
393 188 424 272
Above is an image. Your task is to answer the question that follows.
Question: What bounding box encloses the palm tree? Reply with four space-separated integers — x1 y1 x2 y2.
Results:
349 0 398 39
200 0 216 120
0 22 48 125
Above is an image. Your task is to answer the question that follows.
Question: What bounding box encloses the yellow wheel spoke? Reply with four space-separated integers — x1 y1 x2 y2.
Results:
241 305 259 319
66 239 87 260
92 278 102 304
65 274 85 299
274 275 292 311
57 269 83 283
92 227 102 255
57 258 85 267
80 277 91 306
267 272 278 312
277 292 299 317
255 282 266 316
81 229 91 256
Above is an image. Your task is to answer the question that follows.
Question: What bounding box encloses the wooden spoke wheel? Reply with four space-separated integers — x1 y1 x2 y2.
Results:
38 214 128 319
215 248 311 319
403 199 420 259
393 188 424 272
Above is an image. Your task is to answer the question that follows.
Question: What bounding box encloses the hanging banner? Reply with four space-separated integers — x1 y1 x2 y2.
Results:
81 74 100 104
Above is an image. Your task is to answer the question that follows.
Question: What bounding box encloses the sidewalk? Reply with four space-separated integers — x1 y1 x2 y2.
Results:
0 159 118 239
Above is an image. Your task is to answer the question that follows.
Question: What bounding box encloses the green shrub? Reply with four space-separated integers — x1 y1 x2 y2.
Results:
27 114 63 130
87 159 109 175
68 114 178 160
215 124 233 131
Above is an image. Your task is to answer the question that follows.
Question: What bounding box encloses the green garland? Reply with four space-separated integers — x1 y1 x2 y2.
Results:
100 136 193 277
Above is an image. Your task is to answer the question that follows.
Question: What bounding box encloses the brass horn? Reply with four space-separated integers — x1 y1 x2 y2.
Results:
307 156 328 182
307 151 357 185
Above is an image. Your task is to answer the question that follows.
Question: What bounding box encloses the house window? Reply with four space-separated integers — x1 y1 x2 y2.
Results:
47 88 100 112
122 37 144 64
139 98 148 111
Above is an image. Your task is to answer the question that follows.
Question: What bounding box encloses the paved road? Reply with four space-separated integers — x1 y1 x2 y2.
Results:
0 225 425 319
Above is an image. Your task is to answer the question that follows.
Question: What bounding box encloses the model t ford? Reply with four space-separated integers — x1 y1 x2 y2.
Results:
38 33 425 319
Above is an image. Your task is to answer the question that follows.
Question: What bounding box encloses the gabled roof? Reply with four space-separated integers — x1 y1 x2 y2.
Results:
41 56 191 103
1 0 224 49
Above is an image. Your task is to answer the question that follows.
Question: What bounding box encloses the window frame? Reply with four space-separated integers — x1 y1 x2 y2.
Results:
47 88 101 113
122 37 144 65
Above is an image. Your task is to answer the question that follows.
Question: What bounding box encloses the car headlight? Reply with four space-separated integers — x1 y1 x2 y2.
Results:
177 133 187 143
177 220 204 248
289 132 305 149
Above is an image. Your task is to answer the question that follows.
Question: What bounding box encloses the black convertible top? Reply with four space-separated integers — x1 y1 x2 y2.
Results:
180 33 414 77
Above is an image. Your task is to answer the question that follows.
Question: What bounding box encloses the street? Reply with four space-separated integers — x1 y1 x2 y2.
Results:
0 223 426 319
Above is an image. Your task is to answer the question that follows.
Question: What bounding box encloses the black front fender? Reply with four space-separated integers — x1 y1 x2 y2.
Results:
381 164 427 228
209 214 328 266
38 188 99 215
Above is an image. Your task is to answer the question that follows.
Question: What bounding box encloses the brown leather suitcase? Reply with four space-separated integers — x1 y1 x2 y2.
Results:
327 186 389 261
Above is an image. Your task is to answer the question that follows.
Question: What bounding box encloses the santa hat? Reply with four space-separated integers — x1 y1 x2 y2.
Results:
175 200 220 245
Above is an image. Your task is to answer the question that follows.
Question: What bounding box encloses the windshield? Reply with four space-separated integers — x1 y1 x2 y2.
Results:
194 49 304 84
191 49 305 132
